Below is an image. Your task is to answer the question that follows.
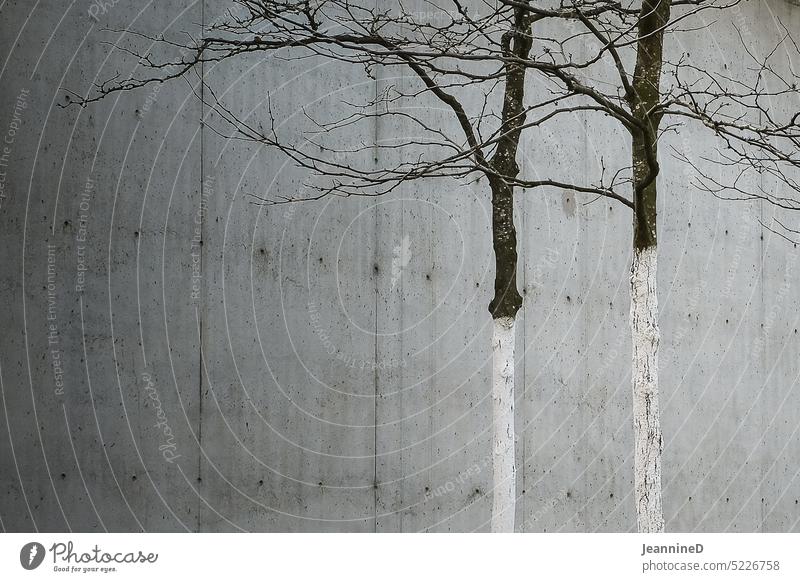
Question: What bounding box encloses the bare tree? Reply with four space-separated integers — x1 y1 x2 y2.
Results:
516 0 800 531
78 0 800 532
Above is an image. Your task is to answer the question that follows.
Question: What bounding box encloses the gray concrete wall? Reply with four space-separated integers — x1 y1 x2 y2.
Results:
1 0 800 532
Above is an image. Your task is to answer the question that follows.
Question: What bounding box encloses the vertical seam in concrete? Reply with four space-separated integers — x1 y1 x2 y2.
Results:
373 221 378 533
428 196 434 531
399 197 405 533
197 0 206 532
372 33 380 531
583 116 590 531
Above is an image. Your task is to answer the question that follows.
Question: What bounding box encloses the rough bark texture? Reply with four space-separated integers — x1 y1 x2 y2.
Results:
489 177 523 320
630 246 664 533
628 0 670 533
632 136 658 250
491 316 516 533
487 2 530 321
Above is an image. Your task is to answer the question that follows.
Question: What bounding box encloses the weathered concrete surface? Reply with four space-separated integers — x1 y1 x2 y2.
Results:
1 0 800 532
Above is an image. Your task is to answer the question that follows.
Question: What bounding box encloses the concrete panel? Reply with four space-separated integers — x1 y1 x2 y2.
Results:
2 0 800 533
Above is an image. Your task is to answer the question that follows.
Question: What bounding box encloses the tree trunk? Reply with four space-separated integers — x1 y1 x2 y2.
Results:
628 0 670 534
486 2 530 533
488 177 522 532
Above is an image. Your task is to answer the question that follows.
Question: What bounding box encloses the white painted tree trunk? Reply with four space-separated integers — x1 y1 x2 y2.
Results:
629 246 665 533
491 316 516 532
